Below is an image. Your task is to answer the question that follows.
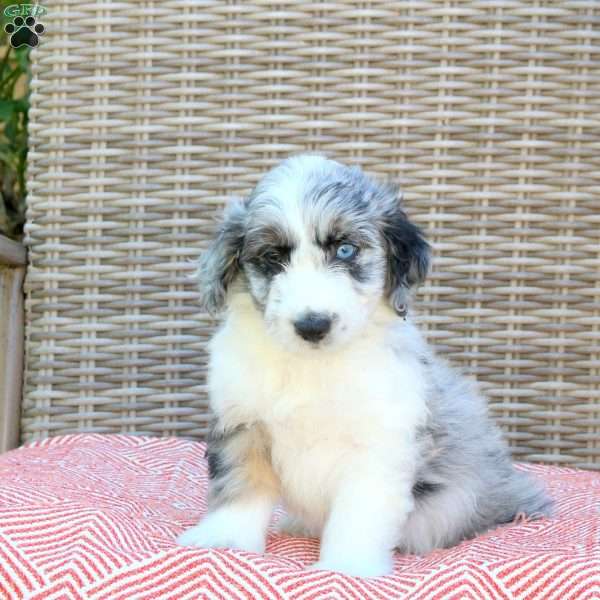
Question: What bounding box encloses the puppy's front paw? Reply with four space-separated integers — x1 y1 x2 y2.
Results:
310 553 393 578
177 509 265 553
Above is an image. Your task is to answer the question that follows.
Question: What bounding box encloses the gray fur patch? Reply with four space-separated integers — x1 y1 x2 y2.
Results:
204 420 277 508
196 201 247 314
205 422 247 497
401 357 553 554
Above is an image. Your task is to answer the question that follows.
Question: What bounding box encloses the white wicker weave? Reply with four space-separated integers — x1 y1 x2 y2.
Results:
23 0 600 468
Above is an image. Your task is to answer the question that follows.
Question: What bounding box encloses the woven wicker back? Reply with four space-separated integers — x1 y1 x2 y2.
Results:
24 1 600 468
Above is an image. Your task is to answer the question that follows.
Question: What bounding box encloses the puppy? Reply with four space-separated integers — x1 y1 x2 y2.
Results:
178 155 552 577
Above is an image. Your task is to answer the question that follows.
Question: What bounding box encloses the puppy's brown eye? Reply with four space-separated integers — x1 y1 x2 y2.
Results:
264 246 290 263
252 245 291 276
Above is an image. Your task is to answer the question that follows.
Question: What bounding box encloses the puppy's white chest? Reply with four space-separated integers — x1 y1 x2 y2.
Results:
268 417 349 523
264 353 422 521
209 309 427 524
266 371 365 474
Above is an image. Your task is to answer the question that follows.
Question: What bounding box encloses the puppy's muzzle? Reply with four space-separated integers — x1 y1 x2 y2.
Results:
293 312 332 343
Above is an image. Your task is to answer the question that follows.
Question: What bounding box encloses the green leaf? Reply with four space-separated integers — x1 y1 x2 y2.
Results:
14 47 30 73
3 116 16 143
0 2 30 241
0 68 19 95
0 46 11 79
13 98 28 113
0 98 14 120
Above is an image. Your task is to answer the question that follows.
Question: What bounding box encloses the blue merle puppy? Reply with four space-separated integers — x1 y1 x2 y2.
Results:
178 155 552 577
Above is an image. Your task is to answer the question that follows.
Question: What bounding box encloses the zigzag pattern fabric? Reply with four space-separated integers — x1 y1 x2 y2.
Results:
0 435 597 599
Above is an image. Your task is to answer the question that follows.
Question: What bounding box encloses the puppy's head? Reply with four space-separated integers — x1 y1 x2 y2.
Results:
199 155 429 350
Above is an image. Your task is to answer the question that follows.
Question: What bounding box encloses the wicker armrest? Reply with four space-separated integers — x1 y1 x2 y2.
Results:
0 234 26 452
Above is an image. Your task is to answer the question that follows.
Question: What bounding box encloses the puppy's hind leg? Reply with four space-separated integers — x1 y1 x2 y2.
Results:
177 422 280 553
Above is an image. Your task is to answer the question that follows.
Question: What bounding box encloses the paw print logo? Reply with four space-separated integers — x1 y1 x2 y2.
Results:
4 15 45 48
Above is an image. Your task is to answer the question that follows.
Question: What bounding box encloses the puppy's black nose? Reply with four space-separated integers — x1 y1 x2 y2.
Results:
294 313 331 343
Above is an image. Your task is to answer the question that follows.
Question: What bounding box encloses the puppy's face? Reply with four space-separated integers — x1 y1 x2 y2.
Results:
199 156 430 351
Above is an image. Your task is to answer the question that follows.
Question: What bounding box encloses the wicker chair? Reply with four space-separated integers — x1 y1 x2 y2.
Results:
0 1 599 595
8 0 597 467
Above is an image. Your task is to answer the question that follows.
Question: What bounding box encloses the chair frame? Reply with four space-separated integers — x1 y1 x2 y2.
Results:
0 233 26 452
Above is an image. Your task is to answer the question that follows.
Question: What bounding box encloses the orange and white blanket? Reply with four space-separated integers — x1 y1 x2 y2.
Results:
0 435 597 599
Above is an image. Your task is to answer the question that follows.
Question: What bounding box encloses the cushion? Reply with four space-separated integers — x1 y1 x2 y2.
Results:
0 435 597 599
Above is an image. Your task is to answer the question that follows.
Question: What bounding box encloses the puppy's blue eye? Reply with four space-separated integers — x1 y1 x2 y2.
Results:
336 243 358 260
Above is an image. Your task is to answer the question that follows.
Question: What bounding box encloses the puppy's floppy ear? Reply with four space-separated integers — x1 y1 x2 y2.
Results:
381 193 430 314
197 199 247 314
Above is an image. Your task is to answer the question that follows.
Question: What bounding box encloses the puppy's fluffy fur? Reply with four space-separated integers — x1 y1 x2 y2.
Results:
178 155 552 577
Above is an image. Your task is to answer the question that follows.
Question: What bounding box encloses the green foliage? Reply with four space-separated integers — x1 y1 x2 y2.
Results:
0 7 30 241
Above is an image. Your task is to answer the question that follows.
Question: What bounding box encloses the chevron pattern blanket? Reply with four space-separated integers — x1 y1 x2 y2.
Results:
0 435 597 599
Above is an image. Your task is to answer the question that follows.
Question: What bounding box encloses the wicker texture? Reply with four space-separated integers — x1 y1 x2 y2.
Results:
24 1 600 468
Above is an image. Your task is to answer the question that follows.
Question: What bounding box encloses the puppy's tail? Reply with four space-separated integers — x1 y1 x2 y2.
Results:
507 468 554 523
